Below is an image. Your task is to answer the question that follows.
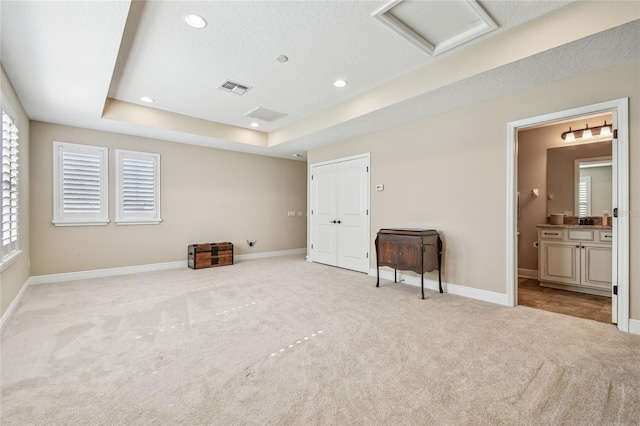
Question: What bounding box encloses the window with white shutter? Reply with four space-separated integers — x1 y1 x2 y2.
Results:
53 141 109 226
115 149 161 225
2 106 20 265
578 176 591 217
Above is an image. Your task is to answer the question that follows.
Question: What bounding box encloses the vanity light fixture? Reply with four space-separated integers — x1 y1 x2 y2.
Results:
561 121 612 142
185 14 207 29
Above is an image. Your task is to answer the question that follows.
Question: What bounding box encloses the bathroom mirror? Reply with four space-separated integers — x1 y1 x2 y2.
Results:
546 141 612 216
574 157 612 217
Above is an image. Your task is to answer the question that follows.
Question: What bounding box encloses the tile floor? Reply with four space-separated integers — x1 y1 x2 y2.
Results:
518 278 612 324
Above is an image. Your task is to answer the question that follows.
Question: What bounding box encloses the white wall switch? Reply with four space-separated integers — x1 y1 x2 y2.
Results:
298 211 303 216
287 210 295 217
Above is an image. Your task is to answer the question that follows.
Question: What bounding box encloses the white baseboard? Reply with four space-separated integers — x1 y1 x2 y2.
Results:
0 276 31 332
26 248 307 285
235 248 306 261
370 268 509 306
628 319 640 335
28 260 187 285
518 268 538 279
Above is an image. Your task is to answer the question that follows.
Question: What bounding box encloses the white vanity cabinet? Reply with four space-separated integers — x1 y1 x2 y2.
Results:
538 226 612 295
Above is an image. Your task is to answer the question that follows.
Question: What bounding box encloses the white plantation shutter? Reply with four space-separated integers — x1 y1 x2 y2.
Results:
578 176 591 217
2 109 19 261
115 150 161 224
53 142 109 226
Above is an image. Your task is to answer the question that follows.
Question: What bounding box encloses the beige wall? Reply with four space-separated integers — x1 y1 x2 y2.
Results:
29 122 306 275
307 59 640 319
1 66 31 318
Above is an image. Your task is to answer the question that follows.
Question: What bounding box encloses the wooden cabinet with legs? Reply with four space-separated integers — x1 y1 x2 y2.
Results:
375 228 442 299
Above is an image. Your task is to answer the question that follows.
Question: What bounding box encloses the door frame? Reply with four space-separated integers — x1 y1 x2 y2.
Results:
309 152 371 272
506 98 629 332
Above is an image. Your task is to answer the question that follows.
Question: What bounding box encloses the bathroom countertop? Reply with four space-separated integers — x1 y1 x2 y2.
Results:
536 224 612 229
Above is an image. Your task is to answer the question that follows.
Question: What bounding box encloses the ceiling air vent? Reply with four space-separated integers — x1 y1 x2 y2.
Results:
244 107 288 122
218 80 252 96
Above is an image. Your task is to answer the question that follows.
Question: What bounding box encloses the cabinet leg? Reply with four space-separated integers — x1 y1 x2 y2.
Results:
438 251 443 293
394 269 397 283
376 266 379 287
421 274 425 299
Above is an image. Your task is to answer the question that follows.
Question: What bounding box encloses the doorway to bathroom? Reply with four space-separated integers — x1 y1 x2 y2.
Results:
506 98 630 331
517 113 612 323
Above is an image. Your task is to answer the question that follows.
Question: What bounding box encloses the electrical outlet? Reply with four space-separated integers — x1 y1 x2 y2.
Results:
298 211 303 216
287 211 295 217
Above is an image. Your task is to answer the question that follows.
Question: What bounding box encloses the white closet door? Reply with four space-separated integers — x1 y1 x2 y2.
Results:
311 155 370 273
311 163 338 266
336 157 369 273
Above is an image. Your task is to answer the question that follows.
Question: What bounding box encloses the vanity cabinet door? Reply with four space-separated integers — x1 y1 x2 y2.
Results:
539 241 580 285
581 244 612 289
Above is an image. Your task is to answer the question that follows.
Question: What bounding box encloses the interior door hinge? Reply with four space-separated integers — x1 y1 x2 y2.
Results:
613 285 618 295
366 252 369 259
311 244 314 250
311 210 314 215
366 166 369 172
613 208 618 218
613 129 618 139
366 209 369 215
311 175 314 180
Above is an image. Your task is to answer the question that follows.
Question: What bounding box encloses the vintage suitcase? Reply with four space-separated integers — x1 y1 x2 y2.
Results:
188 242 234 269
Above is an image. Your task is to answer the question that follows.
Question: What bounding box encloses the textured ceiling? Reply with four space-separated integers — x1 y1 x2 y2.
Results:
1 1 638 160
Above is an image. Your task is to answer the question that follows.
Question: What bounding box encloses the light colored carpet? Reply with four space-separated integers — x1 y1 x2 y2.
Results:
1 255 639 425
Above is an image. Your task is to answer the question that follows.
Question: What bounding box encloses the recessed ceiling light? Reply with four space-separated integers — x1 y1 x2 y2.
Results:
250 122 260 128
333 79 348 88
140 96 154 103
293 154 302 158
275 55 289 63
185 14 207 29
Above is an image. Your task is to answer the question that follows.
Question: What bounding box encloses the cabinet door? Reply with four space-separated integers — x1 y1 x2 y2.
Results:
377 238 399 267
396 237 422 273
581 244 612 289
539 241 580 285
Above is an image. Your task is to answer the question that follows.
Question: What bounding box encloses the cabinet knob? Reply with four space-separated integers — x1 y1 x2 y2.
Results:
337 220 341 224
576 245 580 248
330 220 336 224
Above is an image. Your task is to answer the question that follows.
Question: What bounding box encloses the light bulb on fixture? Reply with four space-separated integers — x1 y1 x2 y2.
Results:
582 125 593 139
564 127 575 142
600 121 611 137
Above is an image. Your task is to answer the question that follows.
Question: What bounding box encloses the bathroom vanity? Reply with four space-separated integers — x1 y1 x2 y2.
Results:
537 225 612 296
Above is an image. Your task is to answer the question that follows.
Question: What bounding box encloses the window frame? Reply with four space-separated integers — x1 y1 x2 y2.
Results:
1 99 21 269
114 149 161 225
52 141 109 227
